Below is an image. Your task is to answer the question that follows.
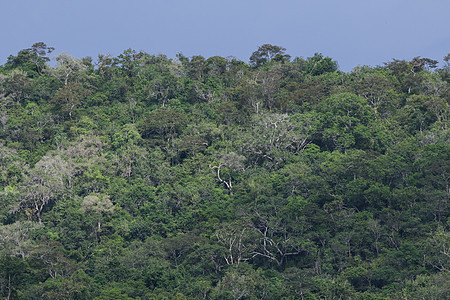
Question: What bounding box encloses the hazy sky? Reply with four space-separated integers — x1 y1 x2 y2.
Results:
1 0 449 71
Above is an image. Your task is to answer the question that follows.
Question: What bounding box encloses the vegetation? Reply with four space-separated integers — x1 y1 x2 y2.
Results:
0 42 449 299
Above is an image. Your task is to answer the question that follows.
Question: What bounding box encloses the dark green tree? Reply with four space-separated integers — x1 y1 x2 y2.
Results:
249 44 291 67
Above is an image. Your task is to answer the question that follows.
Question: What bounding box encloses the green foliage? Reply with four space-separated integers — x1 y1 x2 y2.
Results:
317 92 374 151
138 109 187 145
249 44 291 68
305 52 339 76
0 44 448 299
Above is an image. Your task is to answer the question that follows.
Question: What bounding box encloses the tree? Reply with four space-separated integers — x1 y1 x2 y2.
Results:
425 96 449 129
209 152 245 192
0 221 42 258
113 48 144 78
27 42 55 75
51 53 87 86
283 77 331 107
81 193 114 232
349 68 398 116
111 124 148 178
139 109 187 145
39 269 93 300
399 95 435 133
385 57 438 94
249 44 291 68
0 255 28 300
317 93 373 151
96 54 114 78
410 56 438 75
424 226 450 272
206 55 228 78
50 82 90 119
305 53 338 75
236 72 263 113
9 135 106 223
31 239 79 280
2 69 32 104
259 69 283 110
5 42 54 76
0 143 25 187
215 220 255 266
186 55 208 81
214 264 264 300
11 168 64 224
242 112 316 165
249 200 312 266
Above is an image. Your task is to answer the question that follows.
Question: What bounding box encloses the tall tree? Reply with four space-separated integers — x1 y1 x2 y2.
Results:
5 42 54 76
250 44 291 68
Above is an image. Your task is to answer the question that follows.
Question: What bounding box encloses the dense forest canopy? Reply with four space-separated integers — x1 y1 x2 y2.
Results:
0 43 448 299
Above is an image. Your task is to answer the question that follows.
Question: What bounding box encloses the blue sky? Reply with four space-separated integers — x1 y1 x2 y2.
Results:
1 0 449 71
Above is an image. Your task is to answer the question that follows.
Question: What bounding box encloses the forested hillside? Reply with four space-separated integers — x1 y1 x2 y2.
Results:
0 43 448 299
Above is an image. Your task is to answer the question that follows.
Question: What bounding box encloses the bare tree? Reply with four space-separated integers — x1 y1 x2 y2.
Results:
215 220 255 266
